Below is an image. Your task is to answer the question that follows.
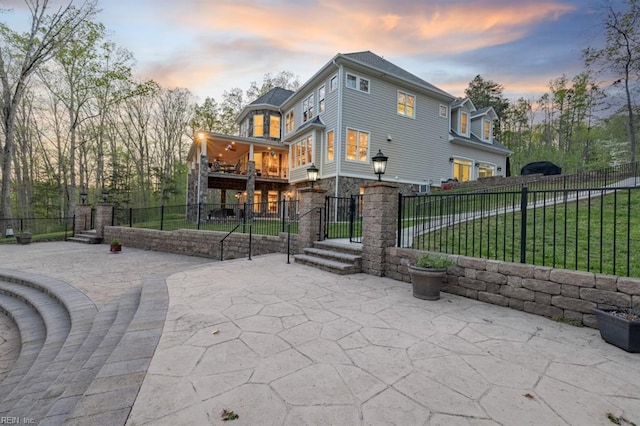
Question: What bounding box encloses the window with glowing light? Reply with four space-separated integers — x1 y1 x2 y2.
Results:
483 119 491 140
346 128 369 162
452 158 472 182
326 130 334 162
397 90 415 118
460 112 469 135
285 110 294 133
253 114 264 137
270 115 280 138
292 135 313 168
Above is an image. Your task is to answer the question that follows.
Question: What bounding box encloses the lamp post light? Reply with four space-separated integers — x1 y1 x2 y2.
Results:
80 188 88 205
306 163 319 189
101 188 108 203
372 149 388 181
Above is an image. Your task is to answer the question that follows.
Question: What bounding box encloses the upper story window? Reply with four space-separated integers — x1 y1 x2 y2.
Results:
460 111 469 135
397 91 415 118
270 115 280 138
346 128 369 162
318 85 326 114
253 114 264 137
285 110 294 133
302 93 314 122
346 73 370 93
292 135 312 168
439 104 448 118
483 119 491 140
330 75 338 92
326 130 334 162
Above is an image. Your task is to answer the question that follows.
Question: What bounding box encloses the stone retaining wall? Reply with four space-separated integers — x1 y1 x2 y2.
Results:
104 226 295 260
386 247 640 328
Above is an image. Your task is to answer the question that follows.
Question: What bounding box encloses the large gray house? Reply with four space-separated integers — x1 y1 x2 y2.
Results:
187 51 511 212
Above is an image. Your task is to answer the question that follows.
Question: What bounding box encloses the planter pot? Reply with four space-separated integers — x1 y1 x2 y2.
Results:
408 265 447 300
16 234 32 245
110 244 122 253
592 308 640 353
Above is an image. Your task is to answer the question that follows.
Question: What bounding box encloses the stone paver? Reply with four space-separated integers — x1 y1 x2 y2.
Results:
128 254 640 426
0 243 639 425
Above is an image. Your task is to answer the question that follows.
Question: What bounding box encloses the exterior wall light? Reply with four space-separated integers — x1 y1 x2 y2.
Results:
101 188 109 203
307 163 319 188
80 188 88 205
372 150 388 181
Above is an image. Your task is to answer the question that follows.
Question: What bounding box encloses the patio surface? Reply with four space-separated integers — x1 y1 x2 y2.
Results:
0 242 639 425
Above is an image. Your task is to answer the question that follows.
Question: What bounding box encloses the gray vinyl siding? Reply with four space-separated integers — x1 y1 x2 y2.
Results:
338 67 452 186
450 145 506 179
319 76 339 176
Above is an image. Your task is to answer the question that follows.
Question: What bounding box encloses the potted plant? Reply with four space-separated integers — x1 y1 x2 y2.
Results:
110 238 122 253
407 252 455 300
16 232 32 245
592 307 640 353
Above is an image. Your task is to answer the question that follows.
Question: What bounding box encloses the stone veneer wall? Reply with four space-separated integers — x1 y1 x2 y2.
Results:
105 226 296 260
386 247 640 329
312 176 414 196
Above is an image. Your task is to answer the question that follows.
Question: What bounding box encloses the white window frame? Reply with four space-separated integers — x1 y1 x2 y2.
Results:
326 129 335 162
291 135 313 169
483 118 491 141
346 128 370 163
318 85 326 114
451 157 473 182
285 110 294 134
439 104 448 118
345 73 370 94
460 111 469 136
302 93 314 122
330 74 338 92
478 162 496 179
397 90 416 118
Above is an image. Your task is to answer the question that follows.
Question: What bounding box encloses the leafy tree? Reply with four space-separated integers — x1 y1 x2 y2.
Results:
246 70 300 102
464 75 510 138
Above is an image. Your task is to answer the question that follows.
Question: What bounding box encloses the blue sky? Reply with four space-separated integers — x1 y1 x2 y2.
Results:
2 0 622 103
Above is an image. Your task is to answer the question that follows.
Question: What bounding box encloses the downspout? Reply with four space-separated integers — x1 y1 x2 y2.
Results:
334 59 343 198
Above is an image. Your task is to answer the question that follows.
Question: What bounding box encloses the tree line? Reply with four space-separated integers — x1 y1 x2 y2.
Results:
0 0 638 222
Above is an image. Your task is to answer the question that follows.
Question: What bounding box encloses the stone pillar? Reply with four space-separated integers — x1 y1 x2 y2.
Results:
95 204 114 239
297 187 327 251
74 204 92 234
362 182 399 276
246 161 256 220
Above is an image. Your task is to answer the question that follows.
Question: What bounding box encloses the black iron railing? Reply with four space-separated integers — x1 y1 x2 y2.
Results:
399 186 640 277
113 200 299 236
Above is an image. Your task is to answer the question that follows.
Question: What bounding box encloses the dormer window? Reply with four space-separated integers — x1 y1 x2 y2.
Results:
483 119 491 140
460 111 469 135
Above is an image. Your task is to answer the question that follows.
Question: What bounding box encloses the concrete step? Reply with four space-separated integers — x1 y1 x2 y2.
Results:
312 240 363 256
0 295 46 391
294 254 361 275
303 247 362 267
68 231 102 244
0 281 72 412
40 287 142 425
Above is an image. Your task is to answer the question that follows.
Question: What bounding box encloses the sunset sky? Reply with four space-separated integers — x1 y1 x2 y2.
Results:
2 0 624 103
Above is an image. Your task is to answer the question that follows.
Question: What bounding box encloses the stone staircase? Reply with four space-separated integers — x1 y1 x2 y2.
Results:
294 240 363 274
0 269 168 424
67 230 102 244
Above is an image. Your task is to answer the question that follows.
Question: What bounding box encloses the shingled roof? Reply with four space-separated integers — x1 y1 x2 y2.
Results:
343 51 452 99
249 87 295 107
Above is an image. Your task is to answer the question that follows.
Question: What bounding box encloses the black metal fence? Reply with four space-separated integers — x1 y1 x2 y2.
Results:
0 217 73 239
114 200 299 236
398 186 640 277
324 195 363 242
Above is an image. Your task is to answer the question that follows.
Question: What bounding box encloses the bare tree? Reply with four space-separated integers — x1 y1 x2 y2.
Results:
584 0 639 162
0 0 97 220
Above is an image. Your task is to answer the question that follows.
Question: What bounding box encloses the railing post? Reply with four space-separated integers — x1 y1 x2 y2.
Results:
520 186 528 263
281 200 286 233
248 225 252 260
397 192 403 247
160 205 165 231
129 207 133 227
